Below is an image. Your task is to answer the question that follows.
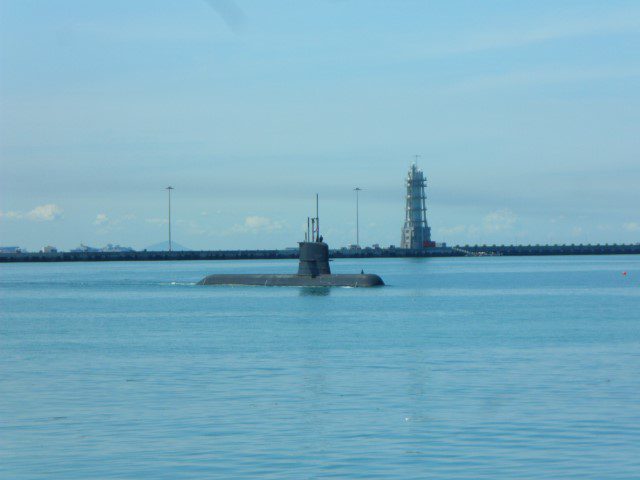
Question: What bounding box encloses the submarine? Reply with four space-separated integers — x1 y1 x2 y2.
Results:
198 197 384 288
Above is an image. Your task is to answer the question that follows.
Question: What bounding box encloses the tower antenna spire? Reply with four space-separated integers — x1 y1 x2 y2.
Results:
316 193 319 239
166 186 174 252
354 187 362 247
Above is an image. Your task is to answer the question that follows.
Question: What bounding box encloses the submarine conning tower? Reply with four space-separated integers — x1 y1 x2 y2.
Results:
197 193 384 287
297 241 331 276
298 194 331 277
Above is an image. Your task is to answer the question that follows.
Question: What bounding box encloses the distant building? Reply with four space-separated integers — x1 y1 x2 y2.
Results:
0 246 22 254
70 243 134 253
71 244 101 253
401 163 434 249
42 245 58 253
101 244 134 252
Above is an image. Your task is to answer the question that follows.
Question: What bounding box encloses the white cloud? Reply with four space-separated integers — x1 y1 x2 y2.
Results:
176 219 210 236
433 212 519 243
437 225 466 236
26 204 63 221
483 209 517 232
467 225 481 236
94 213 109 225
94 213 135 233
146 218 169 226
1 204 63 221
623 222 640 232
0 210 23 220
229 216 285 234
245 216 273 229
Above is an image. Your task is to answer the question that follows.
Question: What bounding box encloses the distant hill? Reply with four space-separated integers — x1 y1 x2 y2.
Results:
144 241 192 252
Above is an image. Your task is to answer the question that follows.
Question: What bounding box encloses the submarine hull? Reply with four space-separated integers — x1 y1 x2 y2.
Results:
197 273 384 287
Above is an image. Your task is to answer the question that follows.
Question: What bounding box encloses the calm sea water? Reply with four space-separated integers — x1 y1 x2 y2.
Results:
1 255 639 479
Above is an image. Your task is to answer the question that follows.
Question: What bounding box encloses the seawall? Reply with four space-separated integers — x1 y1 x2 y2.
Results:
1 244 638 263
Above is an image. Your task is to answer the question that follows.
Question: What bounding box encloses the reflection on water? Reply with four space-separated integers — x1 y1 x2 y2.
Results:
298 286 331 297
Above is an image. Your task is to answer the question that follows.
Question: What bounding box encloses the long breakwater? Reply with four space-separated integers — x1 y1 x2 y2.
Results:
1 244 638 262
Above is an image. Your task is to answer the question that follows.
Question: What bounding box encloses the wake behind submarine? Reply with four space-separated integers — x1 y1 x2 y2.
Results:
198 197 384 288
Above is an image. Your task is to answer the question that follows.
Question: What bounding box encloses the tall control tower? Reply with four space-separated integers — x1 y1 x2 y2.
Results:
401 163 433 249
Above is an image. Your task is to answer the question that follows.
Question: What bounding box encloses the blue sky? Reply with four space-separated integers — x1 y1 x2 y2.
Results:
1 0 639 250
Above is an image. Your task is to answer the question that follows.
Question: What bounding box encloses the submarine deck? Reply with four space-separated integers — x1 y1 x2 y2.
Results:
197 273 384 287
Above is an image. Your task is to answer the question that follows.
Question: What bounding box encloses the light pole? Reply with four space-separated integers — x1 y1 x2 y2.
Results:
354 187 362 247
166 186 174 252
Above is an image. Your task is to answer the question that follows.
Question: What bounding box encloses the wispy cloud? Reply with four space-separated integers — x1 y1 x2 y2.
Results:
1 204 63 221
94 213 109 225
176 219 211 236
483 209 517 232
93 213 136 233
435 208 518 240
435 210 518 242
228 215 285 234
0 210 23 220
27 204 63 221
201 0 246 33
443 66 640 94
623 222 640 232
411 8 640 58
436 225 466 237
146 218 169 226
